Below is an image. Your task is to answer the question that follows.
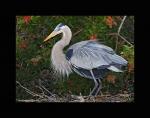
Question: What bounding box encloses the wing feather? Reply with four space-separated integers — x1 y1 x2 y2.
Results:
66 40 127 71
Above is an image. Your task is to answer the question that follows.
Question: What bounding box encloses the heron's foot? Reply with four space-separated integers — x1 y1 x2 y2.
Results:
89 89 103 96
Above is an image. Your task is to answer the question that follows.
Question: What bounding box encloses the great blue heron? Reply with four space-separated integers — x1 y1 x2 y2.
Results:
44 23 128 96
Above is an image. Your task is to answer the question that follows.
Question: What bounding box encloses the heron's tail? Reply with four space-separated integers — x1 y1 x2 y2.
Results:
107 54 128 72
111 54 128 65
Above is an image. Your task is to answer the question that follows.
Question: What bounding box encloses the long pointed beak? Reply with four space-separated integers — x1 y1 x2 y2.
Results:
43 31 59 42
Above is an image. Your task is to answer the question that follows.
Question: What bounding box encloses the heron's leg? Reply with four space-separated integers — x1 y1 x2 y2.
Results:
89 70 98 96
95 79 103 96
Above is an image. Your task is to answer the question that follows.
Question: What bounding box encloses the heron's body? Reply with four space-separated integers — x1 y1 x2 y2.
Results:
44 23 128 96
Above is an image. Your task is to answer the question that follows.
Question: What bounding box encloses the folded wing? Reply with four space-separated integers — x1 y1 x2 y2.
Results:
66 40 127 72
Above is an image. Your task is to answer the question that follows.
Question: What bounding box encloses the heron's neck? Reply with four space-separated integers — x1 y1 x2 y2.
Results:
51 27 72 76
57 27 72 48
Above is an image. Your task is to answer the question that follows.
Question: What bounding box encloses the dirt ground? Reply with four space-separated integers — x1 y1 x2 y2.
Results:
16 93 134 102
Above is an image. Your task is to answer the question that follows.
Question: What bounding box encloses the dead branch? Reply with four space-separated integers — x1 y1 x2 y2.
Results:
115 35 119 51
118 16 127 34
118 34 133 46
40 85 55 97
16 99 48 102
16 81 60 102
106 33 118 36
70 95 85 102
73 29 83 36
16 81 133 102
107 16 133 51
115 16 125 51
16 81 44 98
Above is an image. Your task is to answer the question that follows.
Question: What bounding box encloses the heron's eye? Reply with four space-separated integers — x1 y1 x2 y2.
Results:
54 23 65 31
58 23 65 27
54 27 60 31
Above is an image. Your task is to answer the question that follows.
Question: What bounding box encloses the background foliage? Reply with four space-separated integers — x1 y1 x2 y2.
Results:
16 16 134 101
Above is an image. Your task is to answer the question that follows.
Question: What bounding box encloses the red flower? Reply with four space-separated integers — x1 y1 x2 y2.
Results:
89 34 97 40
23 16 31 24
105 16 117 28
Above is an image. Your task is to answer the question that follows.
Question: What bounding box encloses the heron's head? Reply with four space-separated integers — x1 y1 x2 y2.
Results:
44 23 66 42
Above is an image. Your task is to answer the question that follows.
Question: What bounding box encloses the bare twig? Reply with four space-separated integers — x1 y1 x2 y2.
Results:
70 95 85 102
115 16 133 51
118 16 127 34
41 85 55 97
16 81 44 98
115 16 127 51
118 34 133 46
106 33 118 36
73 29 83 36
16 81 59 102
115 35 119 51
16 99 48 102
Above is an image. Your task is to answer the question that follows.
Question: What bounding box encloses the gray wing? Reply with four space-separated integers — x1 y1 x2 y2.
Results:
66 40 127 72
